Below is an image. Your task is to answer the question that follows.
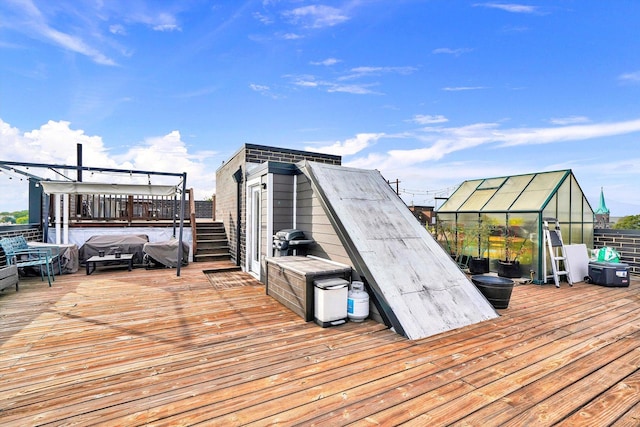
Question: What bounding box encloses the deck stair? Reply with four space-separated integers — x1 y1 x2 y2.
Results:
193 221 231 262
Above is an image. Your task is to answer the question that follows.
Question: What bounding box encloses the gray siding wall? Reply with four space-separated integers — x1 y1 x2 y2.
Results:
216 144 341 270
272 174 295 235
295 173 352 266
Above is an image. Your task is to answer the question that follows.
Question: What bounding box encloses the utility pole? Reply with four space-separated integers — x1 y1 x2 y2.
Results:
387 179 400 196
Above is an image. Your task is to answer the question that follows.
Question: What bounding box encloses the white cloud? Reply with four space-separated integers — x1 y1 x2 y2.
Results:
305 133 384 156
619 71 640 83
288 65 415 95
442 86 487 91
411 115 449 125
474 3 539 14
327 83 381 95
0 119 216 211
283 5 349 29
150 13 181 32
495 119 640 146
345 118 640 172
311 58 341 66
340 66 417 80
291 76 319 87
432 48 473 56
288 75 380 94
249 83 271 92
249 83 282 99
46 28 117 66
4 0 117 66
253 11 273 25
282 32 303 40
109 24 126 35
549 116 590 125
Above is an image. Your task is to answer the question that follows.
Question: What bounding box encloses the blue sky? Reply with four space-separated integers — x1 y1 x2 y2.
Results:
1 0 639 216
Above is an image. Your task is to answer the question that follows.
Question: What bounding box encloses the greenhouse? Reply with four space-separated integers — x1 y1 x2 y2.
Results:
435 169 594 284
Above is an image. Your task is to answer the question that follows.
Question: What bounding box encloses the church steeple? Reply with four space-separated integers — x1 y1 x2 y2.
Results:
595 187 609 215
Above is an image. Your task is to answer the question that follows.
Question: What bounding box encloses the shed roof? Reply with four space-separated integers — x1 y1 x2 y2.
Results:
438 169 574 213
303 161 498 340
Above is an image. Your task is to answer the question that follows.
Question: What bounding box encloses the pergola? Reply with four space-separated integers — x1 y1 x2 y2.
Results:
0 160 188 276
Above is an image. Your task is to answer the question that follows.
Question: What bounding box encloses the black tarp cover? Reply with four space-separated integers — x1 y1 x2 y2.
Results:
143 238 189 268
79 234 149 264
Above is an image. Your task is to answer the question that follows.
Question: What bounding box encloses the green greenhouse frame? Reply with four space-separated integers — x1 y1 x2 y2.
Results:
435 169 595 284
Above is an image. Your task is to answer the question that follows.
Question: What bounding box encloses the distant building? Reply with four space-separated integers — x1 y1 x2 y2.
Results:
594 187 610 228
408 205 434 227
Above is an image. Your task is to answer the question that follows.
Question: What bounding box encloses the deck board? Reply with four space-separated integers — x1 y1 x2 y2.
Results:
0 262 638 426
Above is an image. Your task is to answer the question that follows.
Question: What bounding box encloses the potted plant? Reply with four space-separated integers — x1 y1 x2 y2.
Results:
468 219 492 274
497 227 527 278
436 221 464 265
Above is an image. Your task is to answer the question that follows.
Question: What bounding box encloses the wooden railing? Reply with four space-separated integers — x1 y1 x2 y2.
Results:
50 192 193 224
189 189 198 255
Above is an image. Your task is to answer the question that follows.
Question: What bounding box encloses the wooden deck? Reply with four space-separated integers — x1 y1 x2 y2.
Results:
1 263 639 426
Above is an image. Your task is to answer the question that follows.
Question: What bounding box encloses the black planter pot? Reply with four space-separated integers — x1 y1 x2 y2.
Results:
471 275 515 309
468 257 490 274
497 260 521 278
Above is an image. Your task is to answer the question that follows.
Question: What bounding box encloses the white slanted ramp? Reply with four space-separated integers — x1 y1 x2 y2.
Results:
304 162 498 340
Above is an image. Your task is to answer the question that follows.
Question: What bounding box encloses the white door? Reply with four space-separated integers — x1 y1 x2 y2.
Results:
249 184 262 276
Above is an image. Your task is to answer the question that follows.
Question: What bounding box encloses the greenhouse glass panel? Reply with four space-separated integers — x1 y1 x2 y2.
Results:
583 222 594 248
571 177 584 222
458 188 498 211
510 171 566 211
457 213 480 261
583 198 594 223
543 194 557 221
478 177 506 189
485 213 507 264
439 180 480 211
483 174 535 212
556 179 571 223
435 213 457 255
570 223 584 245
508 213 538 278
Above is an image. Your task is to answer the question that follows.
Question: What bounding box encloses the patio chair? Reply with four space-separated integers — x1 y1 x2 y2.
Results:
0 237 56 286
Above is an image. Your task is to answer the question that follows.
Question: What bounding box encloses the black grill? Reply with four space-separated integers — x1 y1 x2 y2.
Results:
273 229 315 256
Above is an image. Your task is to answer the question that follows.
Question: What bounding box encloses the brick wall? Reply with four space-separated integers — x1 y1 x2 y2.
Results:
594 229 640 275
0 224 43 265
216 149 246 267
244 144 341 165
194 200 214 219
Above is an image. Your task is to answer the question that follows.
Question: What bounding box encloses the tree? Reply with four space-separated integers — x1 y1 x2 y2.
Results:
613 215 640 230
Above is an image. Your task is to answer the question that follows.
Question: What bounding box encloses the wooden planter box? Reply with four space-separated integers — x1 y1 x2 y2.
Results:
0 265 19 292
265 256 351 321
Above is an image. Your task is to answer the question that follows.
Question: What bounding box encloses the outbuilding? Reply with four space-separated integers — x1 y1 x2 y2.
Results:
216 144 499 340
435 169 595 284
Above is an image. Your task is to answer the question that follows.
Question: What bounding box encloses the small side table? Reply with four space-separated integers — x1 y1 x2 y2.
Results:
86 254 134 275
